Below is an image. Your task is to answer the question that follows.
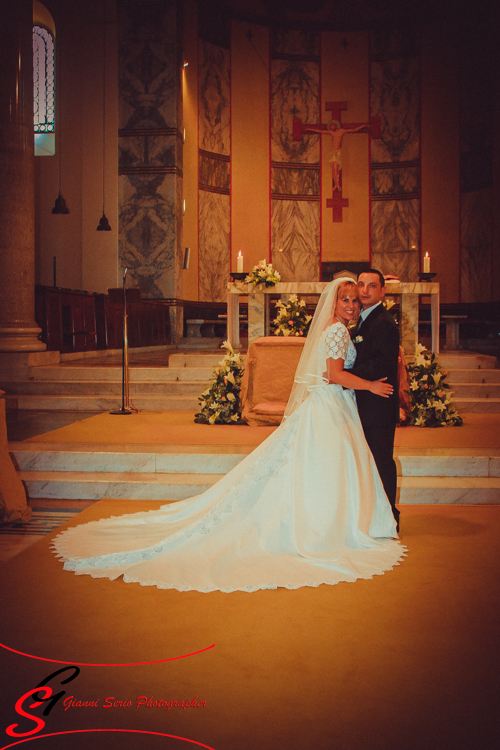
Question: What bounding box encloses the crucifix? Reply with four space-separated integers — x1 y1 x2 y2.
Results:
293 102 381 222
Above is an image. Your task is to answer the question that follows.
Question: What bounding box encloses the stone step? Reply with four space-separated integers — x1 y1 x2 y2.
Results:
437 353 497 370
397 476 500 504
168 352 228 368
27 366 213 382
10 443 500 477
18 470 221 501
17 469 500 502
446 369 500 383
453 398 500 414
10 443 245 474
15 394 200 411
3 380 204 396
448 382 500 398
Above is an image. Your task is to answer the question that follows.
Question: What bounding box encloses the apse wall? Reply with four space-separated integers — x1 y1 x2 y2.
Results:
33 0 498 305
182 11 465 303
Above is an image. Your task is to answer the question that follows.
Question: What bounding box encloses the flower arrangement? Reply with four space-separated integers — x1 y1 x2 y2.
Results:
405 344 462 427
245 260 281 288
272 294 312 337
194 341 245 425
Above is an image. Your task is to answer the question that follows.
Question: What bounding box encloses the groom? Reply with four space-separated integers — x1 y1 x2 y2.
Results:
350 269 400 531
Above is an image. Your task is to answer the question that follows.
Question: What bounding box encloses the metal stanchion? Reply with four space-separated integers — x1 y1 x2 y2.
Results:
109 269 140 415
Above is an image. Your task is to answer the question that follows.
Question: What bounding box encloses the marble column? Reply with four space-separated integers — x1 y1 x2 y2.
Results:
0 0 45 353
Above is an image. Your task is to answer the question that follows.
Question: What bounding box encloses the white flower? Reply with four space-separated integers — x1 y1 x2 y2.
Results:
226 392 236 402
226 370 236 385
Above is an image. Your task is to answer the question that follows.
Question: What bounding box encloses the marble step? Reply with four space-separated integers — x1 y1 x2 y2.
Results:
10 443 248 474
447 369 500 383
447 382 500 398
453 398 500 413
168 352 228 368
18 470 221 501
16 469 500 503
437 353 497 370
10 443 500 477
3 380 204 396
27 366 214 382
15 394 200 411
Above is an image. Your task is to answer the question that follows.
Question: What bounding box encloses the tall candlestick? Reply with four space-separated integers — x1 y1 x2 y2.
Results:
237 250 243 273
423 252 430 274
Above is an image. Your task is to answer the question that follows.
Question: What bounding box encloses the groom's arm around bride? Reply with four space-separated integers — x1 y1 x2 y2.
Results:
350 270 400 531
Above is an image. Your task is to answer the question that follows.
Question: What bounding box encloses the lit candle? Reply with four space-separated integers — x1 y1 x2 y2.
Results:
237 250 243 273
423 252 430 274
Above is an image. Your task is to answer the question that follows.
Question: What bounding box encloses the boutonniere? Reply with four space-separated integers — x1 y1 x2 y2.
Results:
353 335 363 344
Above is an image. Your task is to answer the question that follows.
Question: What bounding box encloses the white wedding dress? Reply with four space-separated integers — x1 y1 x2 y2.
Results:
52 322 405 592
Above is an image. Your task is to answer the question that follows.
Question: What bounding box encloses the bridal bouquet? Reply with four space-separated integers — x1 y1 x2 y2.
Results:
406 344 462 427
195 341 245 425
272 294 312 337
245 260 281 288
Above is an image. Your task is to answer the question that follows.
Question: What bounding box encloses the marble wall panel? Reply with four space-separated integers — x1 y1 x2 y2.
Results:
118 1 183 301
460 189 493 303
119 173 178 298
271 59 320 164
199 153 230 191
371 167 419 197
371 198 420 281
271 200 319 282
119 135 176 169
118 1 177 130
199 190 230 302
371 57 420 164
272 29 319 57
271 167 320 196
198 41 230 156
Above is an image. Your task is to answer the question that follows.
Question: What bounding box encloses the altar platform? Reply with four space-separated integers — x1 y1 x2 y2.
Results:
7 410 500 506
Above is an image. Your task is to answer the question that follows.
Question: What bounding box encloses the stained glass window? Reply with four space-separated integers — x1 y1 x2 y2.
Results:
33 25 55 155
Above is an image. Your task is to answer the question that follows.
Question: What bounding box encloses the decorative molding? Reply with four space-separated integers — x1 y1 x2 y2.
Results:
271 161 319 170
371 193 419 201
199 148 230 162
371 160 419 170
119 166 183 176
271 193 320 201
198 183 230 195
118 128 180 138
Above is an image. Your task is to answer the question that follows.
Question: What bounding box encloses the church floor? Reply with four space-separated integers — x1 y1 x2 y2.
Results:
0 502 497 750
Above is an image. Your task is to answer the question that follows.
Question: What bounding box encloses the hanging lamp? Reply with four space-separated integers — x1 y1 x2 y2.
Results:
52 0 69 214
97 0 111 231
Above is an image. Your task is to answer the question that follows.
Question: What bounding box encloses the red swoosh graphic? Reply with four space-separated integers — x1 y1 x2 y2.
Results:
0 641 215 666
0 729 215 750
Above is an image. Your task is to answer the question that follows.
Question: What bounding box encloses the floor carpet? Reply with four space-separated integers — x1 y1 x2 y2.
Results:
0 502 498 750
23 411 500 449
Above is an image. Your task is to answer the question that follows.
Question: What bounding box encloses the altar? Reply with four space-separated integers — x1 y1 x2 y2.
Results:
227 281 440 356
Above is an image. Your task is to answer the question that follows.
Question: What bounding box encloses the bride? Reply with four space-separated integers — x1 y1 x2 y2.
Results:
52 277 405 592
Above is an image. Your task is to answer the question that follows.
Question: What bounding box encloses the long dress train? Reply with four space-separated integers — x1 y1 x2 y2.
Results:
52 323 405 592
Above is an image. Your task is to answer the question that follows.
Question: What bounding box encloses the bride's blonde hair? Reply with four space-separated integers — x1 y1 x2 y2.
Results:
335 280 360 324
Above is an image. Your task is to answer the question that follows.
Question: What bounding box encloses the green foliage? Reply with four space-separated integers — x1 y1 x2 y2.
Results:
406 344 462 427
272 294 312 337
194 341 245 425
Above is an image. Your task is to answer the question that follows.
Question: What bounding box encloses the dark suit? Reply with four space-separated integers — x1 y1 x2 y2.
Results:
350 303 400 528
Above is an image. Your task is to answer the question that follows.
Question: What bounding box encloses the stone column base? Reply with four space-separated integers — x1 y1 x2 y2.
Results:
0 350 60 382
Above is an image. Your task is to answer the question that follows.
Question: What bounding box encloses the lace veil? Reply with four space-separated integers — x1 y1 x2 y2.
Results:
283 276 355 419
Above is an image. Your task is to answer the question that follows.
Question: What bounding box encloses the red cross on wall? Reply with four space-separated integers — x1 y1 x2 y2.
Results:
293 102 381 222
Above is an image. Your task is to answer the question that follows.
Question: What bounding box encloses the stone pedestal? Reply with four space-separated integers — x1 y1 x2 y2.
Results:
0 391 31 523
0 0 45 354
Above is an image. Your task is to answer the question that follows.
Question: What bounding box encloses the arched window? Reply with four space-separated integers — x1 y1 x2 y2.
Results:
33 1 56 156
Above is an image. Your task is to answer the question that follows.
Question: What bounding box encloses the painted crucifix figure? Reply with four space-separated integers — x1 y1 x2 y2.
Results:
293 102 381 221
